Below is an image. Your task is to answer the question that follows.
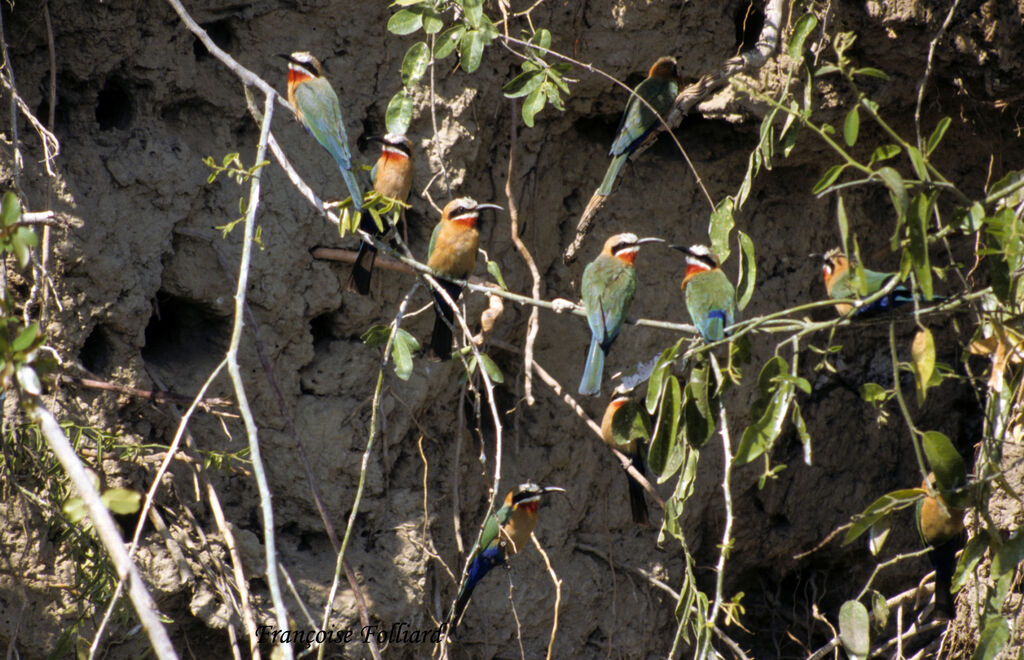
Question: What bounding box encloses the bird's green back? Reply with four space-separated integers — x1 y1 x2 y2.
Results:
610 76 678 156
582 256 636 344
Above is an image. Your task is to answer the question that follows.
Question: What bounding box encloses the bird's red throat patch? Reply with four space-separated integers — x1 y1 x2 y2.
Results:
287 67 313 85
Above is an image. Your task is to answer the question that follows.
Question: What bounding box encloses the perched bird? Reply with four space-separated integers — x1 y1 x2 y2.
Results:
448 483 565 628
579 233 663 395
600 395 651 526
820 248 941 316
427 197 502 360
280 51 363 212
916 475 965 621
674 244 736 342
598 56 680 196
346 133 415 295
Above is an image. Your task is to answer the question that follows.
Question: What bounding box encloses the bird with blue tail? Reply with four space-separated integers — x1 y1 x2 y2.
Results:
821 248 944 316
346 133 414 295
426 197 502 360
916 473 965 621
579 233 664 395
600 395 651 526
597 56 680 196
280 51 364 213
674 244 736 342
448 483 565 629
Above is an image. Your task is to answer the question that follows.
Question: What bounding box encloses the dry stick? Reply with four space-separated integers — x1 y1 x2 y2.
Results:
913 0 963 150
574 542 752 660
561 0 785 263
40 0 56 324
531 534 562 660
31 405 177 659
316 284 419 660
223 92 293 659
311 246 700 336
489 338 665 509
59 373 232 409
504 103 543 406
89 358 229 660
697 378 736 660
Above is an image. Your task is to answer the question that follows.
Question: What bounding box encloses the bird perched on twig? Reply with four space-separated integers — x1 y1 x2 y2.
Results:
280 51 363 212
601 395 651 526
448 483 565 629
426 197 502 360
598 56 680 196
346 133 414 295
674 244 736 342
579 233 663 395
916 474 965 621
820 248 942 316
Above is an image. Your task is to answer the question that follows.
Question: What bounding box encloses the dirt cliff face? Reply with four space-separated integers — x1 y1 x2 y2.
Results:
1 0 1022 657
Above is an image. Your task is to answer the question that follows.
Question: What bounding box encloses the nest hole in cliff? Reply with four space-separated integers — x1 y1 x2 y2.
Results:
79 324 113 375
192 19 233 61
95 76 133 131
141 291 230 374
733 0 765 53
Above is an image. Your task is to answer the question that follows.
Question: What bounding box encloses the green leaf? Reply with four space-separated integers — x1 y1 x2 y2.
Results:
683 361 715 448
361 324 391 349
971 616 1009 660
478 353 504 384
645 343 679 414
391 327 418 380
503 69 545 99
63 497 87 524
869 590 889 632
461 0 483 28
530 28 552 50
388 8 424 35
16 364 42 396
926 117 952 155
907 145 927 180
101 488 142 515
459 29 485 73
911 327 936 403
876 166 909 218
843 489 924 545
12 323 39 352
837 194 849 251
434 25 465 59
422 9 444 34
859 382 888 404
787 13 818 61
391 0 426 5
811 164 845 195
907 192 935 300
814 64 840 76
735 230 756 311
867 514 890 556
951 534 988 594
708 198 735 264
838 600 870 659
922 430 966 501
385 91 414 136
486 261 508 290
791 402 812 465
853 67 890 80
0 191 20 227
843 106 860 147
869 144 901 164
401 42 430 87
648 375 681 478
521 85 546 127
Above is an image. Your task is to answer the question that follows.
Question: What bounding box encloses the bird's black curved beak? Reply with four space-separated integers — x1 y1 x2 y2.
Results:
541 486 566 496
475 203 503 212
636 237 664 246
668 244 691 253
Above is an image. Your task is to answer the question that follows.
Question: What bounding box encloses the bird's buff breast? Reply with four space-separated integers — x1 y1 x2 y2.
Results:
429 225 478 277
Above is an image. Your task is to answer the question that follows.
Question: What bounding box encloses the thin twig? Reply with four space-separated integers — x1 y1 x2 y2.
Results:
59 373 232 409
505 102 542 406
531 534 562 660
913 0 963 150
31 405 177 659
222 92 292 658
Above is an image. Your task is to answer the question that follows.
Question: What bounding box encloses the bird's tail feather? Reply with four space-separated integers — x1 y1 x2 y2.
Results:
340 166 364 211
598 154 628 196
579 336 604 395
703 310 727 342
626 452 649 526
346 242 377 295
429 281 463 360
